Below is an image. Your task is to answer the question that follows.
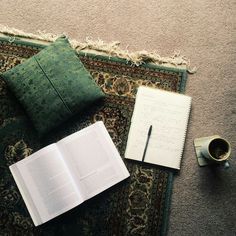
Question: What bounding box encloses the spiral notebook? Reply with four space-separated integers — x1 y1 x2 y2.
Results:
125 86 191 170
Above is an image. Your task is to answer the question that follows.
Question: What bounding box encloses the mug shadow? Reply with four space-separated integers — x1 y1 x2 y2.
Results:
198 164 233 195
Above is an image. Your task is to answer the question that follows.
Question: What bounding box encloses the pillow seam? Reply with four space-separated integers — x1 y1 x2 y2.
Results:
33 56 72 115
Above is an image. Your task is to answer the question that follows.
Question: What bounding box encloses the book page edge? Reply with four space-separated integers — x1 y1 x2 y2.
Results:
9 164 42 226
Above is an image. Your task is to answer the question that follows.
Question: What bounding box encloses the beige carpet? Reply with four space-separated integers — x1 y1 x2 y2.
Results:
1 1 236 235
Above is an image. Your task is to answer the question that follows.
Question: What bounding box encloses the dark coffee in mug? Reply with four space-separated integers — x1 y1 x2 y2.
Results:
208 138 229 160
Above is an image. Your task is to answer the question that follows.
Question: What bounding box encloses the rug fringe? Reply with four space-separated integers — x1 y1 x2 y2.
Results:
0 25 196 73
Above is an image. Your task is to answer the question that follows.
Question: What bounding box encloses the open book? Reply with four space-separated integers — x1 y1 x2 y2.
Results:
125 86 191 170
10 121 130 226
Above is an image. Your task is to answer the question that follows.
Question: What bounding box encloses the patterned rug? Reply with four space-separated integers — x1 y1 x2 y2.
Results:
0 35 187 236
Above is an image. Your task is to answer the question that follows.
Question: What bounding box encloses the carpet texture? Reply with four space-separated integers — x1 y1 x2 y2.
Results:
0 35 187 235
0 1 235 235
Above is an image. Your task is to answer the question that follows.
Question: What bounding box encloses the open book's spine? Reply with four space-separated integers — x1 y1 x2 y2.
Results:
10 164 42 226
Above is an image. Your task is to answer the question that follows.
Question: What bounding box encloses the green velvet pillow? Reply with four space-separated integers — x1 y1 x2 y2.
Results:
1 36 105 135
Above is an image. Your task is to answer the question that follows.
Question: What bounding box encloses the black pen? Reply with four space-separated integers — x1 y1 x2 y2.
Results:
142 125 152 162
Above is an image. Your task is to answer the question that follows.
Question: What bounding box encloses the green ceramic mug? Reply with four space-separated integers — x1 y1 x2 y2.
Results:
201 137 231 162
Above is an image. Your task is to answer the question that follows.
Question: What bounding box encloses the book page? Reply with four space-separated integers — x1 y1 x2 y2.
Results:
12 144 83 225
57 121 130 200
125 86 191 169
